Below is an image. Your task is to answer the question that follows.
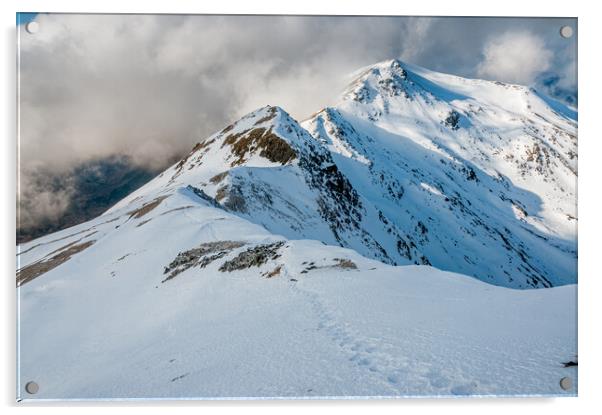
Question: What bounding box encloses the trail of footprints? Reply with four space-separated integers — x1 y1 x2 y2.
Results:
291 281 479 395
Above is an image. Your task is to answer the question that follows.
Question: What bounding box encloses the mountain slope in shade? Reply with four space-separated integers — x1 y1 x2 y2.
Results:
17 186 576 399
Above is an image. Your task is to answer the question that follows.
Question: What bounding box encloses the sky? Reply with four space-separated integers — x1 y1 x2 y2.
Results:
17 13 577 231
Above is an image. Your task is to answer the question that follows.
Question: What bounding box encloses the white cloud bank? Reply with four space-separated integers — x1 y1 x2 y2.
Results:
17 15 576 231
476 30 553 85
18 14 409 174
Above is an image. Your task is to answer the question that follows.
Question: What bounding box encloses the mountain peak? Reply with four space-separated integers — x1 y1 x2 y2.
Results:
373 58 409 72
343 59 415 104
190 105 307 171
17 54 578 399
105 58 576 289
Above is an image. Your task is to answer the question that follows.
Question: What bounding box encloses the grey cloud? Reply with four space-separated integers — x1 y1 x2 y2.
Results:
18 14 577 233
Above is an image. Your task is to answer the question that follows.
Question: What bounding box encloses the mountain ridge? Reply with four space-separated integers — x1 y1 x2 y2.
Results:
98 58 577 288
16 59 578 399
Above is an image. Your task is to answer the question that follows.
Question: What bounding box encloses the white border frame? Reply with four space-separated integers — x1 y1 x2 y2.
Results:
3 1 600 414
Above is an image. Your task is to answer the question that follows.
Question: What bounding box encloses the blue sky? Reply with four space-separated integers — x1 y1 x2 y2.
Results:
17 12 38 25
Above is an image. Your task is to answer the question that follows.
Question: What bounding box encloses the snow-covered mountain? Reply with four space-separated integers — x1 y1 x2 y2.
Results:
17 189 577 398
303 60 577 288
107 59 577 289
16 59 577 399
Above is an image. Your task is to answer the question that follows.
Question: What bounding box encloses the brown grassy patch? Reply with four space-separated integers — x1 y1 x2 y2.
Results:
257 129 297 164
333 258 358 269
171 141 214 179
254 107 277 125
209 171 229 184
225 127 296 166
128 196 168 219
221 124 234 134
215 186 228 202
18 225 103 256
300 258 358 274
263 265 282 278
17 240 96 286
160 206 194 216
229 128 265 165
136 219 152 227
222 130 248 147
198 138 215 151
42 236 91 258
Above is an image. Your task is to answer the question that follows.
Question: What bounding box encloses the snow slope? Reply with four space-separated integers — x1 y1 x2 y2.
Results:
17 59 578 399
303 60 577 288
108 105 426 268
106 60 577 289
17 188 576 399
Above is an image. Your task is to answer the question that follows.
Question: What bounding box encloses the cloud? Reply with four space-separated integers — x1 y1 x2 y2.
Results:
18 168 75 231
17 14 414 230
18 15 409 171
476 30 553 85
17 15 576 232
399 17 435 62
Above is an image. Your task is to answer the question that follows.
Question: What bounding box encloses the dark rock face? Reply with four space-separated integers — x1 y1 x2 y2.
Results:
444 110 461 130
186 185 222 209
298 146 362 235
217 182 248 213
202 107 427 267
219 241 285 272
163 241 246 282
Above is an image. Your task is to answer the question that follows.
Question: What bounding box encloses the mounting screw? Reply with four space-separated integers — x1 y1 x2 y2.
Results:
25 21 39 34
559 377 572 391
560 26 573 39
25 381 39 394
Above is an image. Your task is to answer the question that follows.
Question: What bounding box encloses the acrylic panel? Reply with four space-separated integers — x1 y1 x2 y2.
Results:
16 13 578 400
